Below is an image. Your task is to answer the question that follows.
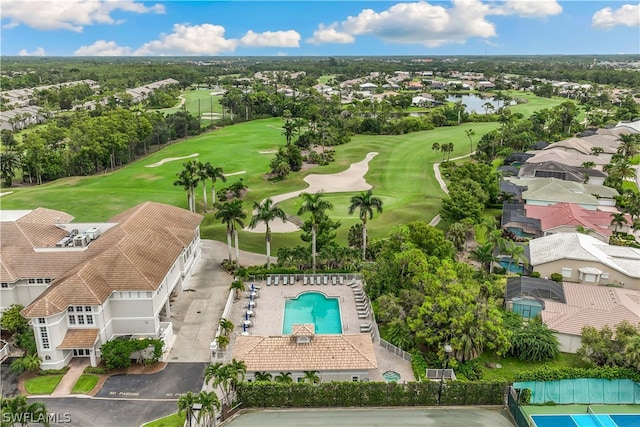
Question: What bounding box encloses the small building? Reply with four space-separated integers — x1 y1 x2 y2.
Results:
505 276 566 319
233 324 377 383
518 161 607 186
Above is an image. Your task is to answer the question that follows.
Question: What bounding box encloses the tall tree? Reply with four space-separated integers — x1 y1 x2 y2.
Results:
173 160 199 212
348 190 383 260
177 391 198 427
196 391 220 427
249 198 287 268
0 395 49 427
610 212 628 233
206 164 226 206
297 191 333 274
0 150 21 187
465 129 476 155
196 161 210 213
215 200 246 263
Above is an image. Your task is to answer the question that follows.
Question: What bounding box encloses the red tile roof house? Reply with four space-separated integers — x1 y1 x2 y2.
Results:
1 202 202 369
541 282 640 352
525 203 633 243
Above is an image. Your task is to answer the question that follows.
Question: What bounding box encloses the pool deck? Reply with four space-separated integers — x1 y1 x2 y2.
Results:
224 275 415 383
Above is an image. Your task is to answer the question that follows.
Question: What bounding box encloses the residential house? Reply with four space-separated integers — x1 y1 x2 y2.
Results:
233 324 377 383
508 177 619 210
518 161 607 185
501 203 542 239
405 81 424 91
542 138 615 162
540 282 640 352
525 203 631 243
359 82 378 93
529 232 640 290
524 149 608 170
505 276 566 318
503 152 535 166
6 202 203 369
476 81 495 90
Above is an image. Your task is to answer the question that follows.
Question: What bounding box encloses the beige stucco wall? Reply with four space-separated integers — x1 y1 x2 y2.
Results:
556 332 583 353
544 226 609 243
245 369 372 383
533 259 639 290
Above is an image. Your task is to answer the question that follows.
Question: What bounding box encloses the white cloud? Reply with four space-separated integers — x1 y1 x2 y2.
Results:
134 24 238 55
591 4 640 30
1 0 165 32
307 0 564 47
18 47 46 56
239 30 301 48
307 23 355 45
489 0 562 18
74 40 133 56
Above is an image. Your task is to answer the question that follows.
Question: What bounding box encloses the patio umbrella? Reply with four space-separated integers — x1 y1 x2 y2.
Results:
245 311 249 321
251 283 255 292
243 323 247 333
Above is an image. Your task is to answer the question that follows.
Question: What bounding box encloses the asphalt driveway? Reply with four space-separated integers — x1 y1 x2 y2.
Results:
95 362 207 399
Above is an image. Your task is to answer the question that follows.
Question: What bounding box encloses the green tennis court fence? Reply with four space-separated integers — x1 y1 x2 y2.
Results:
513 379 640 405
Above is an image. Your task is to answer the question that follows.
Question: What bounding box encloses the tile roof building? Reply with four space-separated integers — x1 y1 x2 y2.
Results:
529 233 640 290
1 202 202 369
541 282 640 352
233 324 377 382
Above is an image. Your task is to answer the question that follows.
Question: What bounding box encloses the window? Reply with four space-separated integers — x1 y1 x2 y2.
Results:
75 306 83 313
40 328 50 349
84 306 92 312
561 268 572 278
68 315 76 325
1 283 8 288
36 278 44 284
86 315 94 325
351 376 359 382
601 272 610 279
67 306 74 313
297 377 304 383
37 318 46 324
28 279 36 284
78 316 85 325
45 279 52 283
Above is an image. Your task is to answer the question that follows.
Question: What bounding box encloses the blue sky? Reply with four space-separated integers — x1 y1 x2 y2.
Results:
1 1 639 56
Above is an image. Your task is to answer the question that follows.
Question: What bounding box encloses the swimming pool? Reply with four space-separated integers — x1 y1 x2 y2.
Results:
498 257 525 274
282 292 342 334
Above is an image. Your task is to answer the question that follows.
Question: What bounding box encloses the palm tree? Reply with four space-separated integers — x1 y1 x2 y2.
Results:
10 354 41 374
446 222 466 252
0 150 21 188
196 391 221 427
590 146 604 156
282 119 297 146
297 191 333 274
274 372 293 383
229 280 245 300
216 335 230 352
617 134 640 158
431 142 440 154
218 318 234 336
215 200 246 263
302 370 320 385
470 243 497 272
581 161 596 170
348 190 383 260
504 242 525 274
206 164 226 206
254 371 272 382
465 129 476 155
249 198 287 268
624 334 640 370
197 161 210 213
177 391 198 427
0 395 49 427
173 163 199 213
610 212 628 233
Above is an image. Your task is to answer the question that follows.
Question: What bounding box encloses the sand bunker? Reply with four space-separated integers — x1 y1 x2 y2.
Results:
0 192 13 197
224 171 246 177
259 150 278 154
146 153 199 168
246 152 379 233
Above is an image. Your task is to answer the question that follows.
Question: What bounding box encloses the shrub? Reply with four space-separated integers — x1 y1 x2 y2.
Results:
530 271 541 278
550 273 563 282
514 366 640 383
508 317 560 362
456 360 484 381
84 367 107 375
518 388 532 404
0 304 29 335
100 338 163 370
410 350 428 382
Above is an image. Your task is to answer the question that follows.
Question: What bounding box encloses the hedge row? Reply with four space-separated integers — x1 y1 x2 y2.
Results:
514 366 640 383
236 381 506 408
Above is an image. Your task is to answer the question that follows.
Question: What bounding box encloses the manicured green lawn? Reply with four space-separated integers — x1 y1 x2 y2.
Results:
141 412 185 427
477 351 590 383
317 75 336 84
24 375 63 395
152 89 223 120
70 374 99 394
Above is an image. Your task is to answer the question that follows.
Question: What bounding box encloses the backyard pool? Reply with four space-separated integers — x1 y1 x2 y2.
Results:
282 292 342 334
498 257 525 274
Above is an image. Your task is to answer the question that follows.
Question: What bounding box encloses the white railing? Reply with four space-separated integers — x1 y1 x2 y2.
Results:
0 340 8 362
378 338 413 362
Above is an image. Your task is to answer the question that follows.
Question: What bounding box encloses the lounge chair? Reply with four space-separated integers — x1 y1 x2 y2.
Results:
339 276 344 285
323 276 328 285
290 275 295 284
358 310 370 319
274 276 279 286
360 323 372 332
303 276 308 285
266 276 272 286
310 276 315 285
283 276 289 285
332 276 337 285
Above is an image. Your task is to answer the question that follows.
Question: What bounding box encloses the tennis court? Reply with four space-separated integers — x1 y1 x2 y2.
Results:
531 409 640 427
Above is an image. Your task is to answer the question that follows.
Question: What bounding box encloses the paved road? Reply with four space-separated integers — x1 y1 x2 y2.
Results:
430 152 475 226
1 357 20 397
31 397 175 427
95 362 207 400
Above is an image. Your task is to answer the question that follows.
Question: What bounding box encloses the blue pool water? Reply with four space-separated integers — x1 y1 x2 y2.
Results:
282 292 342 334
532 414 640 427
498 257 525 274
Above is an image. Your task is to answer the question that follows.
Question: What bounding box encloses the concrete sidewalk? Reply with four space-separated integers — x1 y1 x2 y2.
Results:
51 358 89 397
